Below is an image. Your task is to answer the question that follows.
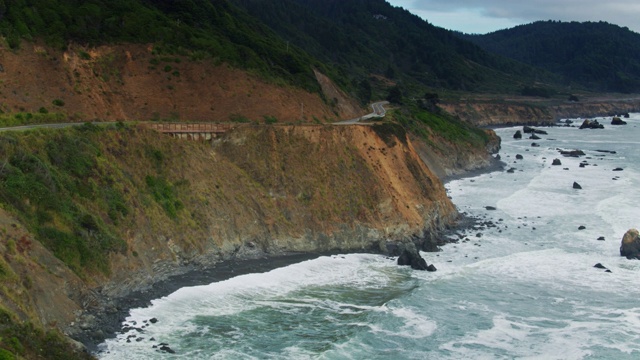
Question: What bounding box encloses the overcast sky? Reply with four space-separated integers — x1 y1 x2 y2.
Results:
386 0 640 34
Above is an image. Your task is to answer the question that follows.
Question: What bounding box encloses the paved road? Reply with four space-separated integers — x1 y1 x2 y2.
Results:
335 101 389 125
0 122 87 132
0 102 390 132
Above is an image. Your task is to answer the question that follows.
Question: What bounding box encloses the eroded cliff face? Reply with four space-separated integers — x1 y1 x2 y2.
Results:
0 124 457 344
0 43 361 122
440 98 640 126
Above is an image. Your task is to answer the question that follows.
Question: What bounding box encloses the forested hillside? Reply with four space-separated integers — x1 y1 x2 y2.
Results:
463 21 640 93
234 0 557 96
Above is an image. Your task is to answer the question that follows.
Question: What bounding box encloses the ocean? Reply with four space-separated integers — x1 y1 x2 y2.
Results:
99 114 640 359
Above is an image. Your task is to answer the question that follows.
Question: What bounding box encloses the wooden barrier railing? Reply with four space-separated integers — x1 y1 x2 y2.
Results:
143 123 235 134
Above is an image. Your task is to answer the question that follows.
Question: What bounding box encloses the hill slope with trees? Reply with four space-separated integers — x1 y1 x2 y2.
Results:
234 0 557 97
462 21 640 93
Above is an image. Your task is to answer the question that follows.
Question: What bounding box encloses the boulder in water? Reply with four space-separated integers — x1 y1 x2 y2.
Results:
515 154 524 160
620 229 640 260
579 119 605 129
611 117 627 125
573 182 582 189
513 130 522 139
552 159 562 166
530 134 541 140
397 241 432 270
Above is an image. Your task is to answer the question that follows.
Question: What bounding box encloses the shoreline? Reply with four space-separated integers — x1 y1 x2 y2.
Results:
76 252 336 354
79 157 506 356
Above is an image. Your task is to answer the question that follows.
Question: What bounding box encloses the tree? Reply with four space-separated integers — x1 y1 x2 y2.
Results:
387 85 402 104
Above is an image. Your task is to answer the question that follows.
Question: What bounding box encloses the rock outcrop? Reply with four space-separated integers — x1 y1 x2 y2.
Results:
611 117 627 125
396 241 436 271
580 119 605 129
620 229 640 259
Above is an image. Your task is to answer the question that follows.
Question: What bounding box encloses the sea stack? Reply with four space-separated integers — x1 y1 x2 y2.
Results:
620 229 640 260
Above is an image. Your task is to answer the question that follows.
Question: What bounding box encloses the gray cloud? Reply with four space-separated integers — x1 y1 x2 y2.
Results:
393 0 640 33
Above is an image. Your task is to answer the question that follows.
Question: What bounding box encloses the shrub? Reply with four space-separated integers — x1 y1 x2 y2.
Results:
229 114 250 123
52 99 65 107
263 115 278 124
145 175 183 219
78 50 91 60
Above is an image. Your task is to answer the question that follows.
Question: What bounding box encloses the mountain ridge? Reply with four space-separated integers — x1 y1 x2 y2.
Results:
462 20 640 93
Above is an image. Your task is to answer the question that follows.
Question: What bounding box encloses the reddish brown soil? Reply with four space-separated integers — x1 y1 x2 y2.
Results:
0 43 363 123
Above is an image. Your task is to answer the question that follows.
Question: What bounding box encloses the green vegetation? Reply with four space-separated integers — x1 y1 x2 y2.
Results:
391 105 489 148
145 175 184 219
0 126 128 276
521 85 556 98
263 115 278 124
0 0 336 93
234 0 555 97
230 114 251 123
464 20 640 93
0 111 66 127
51 99 65 107
0 307 92 360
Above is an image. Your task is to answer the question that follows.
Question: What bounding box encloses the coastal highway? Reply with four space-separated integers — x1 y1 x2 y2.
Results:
0 101 390 131
0 122 85 132
335 101 389 125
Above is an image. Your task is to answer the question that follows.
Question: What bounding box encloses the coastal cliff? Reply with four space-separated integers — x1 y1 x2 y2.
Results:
0 123 458 351
440 97 640 126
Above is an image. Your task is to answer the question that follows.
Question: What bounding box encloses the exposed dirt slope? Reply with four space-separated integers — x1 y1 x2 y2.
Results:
0 43 362 122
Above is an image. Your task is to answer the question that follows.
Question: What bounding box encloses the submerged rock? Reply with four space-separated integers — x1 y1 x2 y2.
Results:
560 149 586 157
620 229 640 260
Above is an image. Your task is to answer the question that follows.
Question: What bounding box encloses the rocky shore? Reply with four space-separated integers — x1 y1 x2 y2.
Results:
79 150 505 357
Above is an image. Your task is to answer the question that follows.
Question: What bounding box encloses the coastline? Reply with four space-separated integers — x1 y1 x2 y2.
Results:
79 153 508 356
77 252 335 354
